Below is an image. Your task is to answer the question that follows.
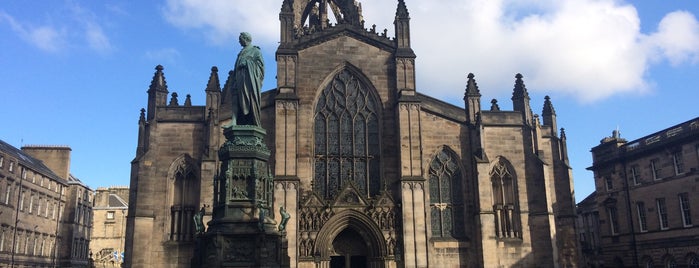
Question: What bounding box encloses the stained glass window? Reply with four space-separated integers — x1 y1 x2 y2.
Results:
314 70 380 199
429 148 464 238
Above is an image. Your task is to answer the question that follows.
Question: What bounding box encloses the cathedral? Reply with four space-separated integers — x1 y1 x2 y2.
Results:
124 0 579 267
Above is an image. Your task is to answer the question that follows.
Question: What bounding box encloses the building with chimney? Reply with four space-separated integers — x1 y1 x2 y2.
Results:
0 141 93 267
587 117 699 267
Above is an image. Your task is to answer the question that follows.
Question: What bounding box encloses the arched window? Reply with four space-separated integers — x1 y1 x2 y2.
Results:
429 148 464 238
169 156 199 241
688 255 699 268
314 70 380 199
491 157 520 238
665 256 677 268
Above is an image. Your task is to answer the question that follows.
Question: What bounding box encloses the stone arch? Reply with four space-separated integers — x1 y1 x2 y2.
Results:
314 209 387 260
314 62 383 109
489 156 521 238
166 154 200 242
312 63 383 199
426 145 466 238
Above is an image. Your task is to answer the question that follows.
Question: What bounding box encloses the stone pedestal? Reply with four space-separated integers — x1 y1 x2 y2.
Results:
192 125 289 268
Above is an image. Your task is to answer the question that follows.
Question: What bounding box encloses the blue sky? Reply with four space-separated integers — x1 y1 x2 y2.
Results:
1 0 698 201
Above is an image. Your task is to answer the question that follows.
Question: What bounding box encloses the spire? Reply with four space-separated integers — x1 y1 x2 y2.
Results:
397 0 409 18
464 73 480 97
512 73 528 99
511 73 533 125
542 95 556 117
279 0 294 46
206 66 221 92
146 65 169 120
542 95 558 134
463 73 482 125
149 65 168 94
394 0 413 54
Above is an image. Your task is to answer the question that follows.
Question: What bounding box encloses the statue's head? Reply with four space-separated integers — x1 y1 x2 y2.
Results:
239 32 252 46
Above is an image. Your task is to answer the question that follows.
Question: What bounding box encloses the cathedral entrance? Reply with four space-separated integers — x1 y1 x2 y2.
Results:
330 228 368 268
311 209 389 268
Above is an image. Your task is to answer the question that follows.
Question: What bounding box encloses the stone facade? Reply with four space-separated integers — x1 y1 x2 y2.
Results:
587 117 699 267
0 141 93 267
124 1 579 267
90 186 129 266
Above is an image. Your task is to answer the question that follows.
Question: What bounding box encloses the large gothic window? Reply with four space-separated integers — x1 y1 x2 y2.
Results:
314 70 380 199
429 148 464 238
491 157 520 238
169 158 198 242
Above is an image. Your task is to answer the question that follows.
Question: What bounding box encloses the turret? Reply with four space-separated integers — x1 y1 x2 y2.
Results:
279 0 294 47
136 108 147 157
511 73 533 125
542 95 557 136
393 0 416 96
205 66 221 159
394 0 413 56
464 73 481 125
146 65 169 121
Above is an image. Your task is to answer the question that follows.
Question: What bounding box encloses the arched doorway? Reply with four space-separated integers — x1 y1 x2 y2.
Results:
330 228 368 268
314 209 388 268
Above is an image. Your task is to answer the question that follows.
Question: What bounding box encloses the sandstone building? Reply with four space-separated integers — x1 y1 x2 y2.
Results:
586 117 699 267
0 141 93 267
90 186 129 266
124 1 579 267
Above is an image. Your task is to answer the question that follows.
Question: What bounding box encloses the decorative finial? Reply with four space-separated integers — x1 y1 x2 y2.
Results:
169 92 179 106
149 65 168 93
560 128 566 139
464 73 480 98
396 0 409 17
206 66 221 92
185 94 192 106
543 95 556 116
513 73 528 98
490 99 500 111
139 108 146 122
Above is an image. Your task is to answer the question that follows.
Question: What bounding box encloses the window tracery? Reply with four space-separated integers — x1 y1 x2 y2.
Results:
429 148 464 238
314 70 380 199
491 157 520 238
169 158 198 242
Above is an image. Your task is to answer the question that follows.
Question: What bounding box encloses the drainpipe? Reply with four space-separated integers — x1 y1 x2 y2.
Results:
621 157 639 267
10 168 25 268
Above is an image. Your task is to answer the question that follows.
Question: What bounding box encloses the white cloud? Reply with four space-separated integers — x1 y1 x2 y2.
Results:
0 11 66 52
646 11 699 66
162 0 280 45
161 0 699 103
0 2 115 54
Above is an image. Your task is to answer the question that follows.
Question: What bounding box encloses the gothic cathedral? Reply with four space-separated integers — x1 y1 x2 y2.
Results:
124 1 579 267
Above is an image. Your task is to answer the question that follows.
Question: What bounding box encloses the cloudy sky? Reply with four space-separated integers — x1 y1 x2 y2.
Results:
1 0 698 200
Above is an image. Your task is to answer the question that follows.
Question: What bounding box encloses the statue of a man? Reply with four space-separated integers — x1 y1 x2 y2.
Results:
230 32 264 126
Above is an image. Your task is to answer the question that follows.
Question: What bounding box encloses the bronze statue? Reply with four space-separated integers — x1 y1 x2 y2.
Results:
230 32 264 126
193 206 205 235
279 206 291 232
